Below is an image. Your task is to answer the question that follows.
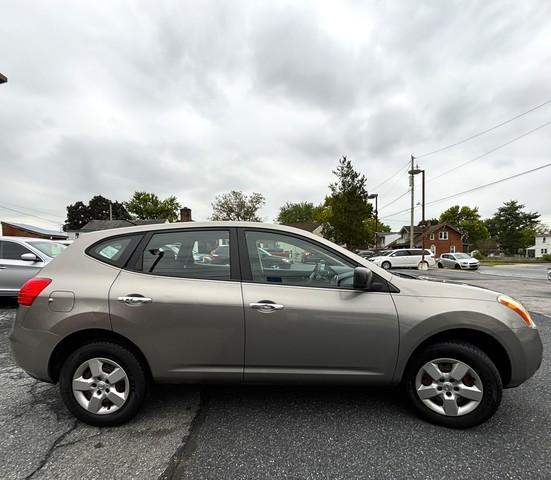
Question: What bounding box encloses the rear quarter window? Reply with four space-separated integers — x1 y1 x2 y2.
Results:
87 235 142 267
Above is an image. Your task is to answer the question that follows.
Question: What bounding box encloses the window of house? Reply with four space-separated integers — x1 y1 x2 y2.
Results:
139 230 231 280
450 245 456 253
429 233 435 240
439 231 449 240
543 237 547 243
542 248 548 255
430 245 436 254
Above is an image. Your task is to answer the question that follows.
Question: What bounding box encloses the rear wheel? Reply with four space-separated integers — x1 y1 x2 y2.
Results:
381 261 391 270
404 342 502 428
59 342 147 426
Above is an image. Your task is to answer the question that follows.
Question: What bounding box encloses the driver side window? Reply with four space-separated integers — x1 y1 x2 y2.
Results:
244 231 356 288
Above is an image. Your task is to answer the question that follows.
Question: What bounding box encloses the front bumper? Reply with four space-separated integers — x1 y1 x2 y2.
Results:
502 326 543 387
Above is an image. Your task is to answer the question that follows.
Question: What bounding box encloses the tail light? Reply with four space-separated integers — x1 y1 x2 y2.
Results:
18 278 52 306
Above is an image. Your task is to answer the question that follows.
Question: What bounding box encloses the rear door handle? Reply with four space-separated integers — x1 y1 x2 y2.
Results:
117 295 152 305
249 302 284 313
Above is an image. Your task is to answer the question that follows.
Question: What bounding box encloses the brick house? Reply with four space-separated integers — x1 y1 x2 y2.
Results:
1 221 68 240
387 223 464 257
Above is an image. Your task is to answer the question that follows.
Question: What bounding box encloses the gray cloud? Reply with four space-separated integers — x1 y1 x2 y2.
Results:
1 0 551 230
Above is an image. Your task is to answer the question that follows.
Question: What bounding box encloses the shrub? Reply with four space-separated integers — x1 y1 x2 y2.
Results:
542 254 551 262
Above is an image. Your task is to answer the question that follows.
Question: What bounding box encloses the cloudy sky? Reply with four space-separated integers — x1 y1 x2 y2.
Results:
1 0 551 232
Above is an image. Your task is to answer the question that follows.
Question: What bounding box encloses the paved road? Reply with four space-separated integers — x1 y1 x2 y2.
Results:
171 269 550 479
0 300 199 480
1 269 549 479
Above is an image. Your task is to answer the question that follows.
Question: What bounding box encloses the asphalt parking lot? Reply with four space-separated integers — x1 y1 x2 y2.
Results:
0 265 549 479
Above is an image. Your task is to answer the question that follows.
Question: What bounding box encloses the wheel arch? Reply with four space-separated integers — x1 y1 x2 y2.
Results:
399 328 512 387
48 329 153 383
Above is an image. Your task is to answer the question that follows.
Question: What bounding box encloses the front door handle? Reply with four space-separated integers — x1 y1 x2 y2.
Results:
117 295 152 305
249 302 284 313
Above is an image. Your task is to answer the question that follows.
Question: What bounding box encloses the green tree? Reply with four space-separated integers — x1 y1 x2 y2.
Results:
126 192 181 222
64 195 129 231
210 190 265 221
486 200 541 254
321 156 373 249
438 205 489 245
277 201 321 223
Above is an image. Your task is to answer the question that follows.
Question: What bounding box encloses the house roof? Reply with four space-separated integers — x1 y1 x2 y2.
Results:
1 221 68 239
80 219 166 232
283 222 321 233
388 223 463 248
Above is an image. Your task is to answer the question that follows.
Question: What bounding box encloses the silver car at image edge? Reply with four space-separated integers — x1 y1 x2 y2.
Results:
9 222 542 429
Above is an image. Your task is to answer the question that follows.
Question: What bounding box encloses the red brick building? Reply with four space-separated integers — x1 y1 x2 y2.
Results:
1 221 68 240
388 223 464 257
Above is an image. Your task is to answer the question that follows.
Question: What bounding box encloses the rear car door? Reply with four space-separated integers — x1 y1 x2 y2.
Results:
240 229 399 384
108 228 244 383
0 240 46 294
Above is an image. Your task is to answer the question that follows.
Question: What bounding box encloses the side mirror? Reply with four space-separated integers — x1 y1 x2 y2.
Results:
353 267 373 290
21 253 40 262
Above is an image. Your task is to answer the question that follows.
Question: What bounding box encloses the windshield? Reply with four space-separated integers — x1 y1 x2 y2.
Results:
454 253 472 259
377 250 391 256
28 241 66 258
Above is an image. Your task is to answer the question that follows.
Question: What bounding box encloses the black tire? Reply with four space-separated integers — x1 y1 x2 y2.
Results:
59 341 147 427
381 261 391 270
454 263 461 270
404 342 502 429
437 262 443 269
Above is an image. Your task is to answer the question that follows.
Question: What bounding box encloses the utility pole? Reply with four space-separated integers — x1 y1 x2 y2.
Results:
409 166 426 269
109 202 113 221
409 154 415 248
368 193 378 249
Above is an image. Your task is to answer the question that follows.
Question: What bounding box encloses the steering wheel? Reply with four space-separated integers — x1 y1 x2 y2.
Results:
309 261 338 282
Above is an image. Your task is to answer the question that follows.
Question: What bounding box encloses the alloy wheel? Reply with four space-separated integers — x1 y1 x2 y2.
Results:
414 358 483 417
72 357 130 415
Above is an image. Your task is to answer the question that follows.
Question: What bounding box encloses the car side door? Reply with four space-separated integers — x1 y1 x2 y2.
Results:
391 250 410 267
108 228 245 383
0 240 46 293
240 229 399 384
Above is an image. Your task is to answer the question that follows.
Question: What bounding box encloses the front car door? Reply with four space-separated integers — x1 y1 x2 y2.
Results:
108 228 244 383
0 240 46 295
239 228 399 384
391 250 410 267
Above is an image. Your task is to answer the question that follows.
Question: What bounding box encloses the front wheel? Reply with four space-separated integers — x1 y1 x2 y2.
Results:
59 342 147 426
437 262 443 269
404 342 502 428
381 261 391 270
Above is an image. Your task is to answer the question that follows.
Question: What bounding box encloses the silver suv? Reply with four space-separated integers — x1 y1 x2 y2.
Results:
10 223 542 428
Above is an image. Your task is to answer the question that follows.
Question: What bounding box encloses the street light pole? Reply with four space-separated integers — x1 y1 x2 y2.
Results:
368 193 378 249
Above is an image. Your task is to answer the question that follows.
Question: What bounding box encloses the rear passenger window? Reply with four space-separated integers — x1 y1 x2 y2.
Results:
139 230 230 280
88 235 141 267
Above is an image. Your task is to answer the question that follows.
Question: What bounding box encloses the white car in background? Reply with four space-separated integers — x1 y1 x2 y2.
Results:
369 248 435 270
0 237 66 296
438 253 480 270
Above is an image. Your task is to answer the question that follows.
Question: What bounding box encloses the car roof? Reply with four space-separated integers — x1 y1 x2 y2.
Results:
0 236 62 243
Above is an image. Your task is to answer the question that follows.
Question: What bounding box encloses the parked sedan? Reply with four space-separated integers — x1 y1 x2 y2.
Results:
0 236 66 296
438 253 480 270
10 223 542 429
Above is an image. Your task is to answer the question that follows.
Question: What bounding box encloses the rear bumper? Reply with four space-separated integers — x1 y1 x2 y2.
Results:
9 308 58 383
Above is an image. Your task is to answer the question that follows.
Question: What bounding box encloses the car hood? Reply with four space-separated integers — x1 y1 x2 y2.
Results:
390 274 499 301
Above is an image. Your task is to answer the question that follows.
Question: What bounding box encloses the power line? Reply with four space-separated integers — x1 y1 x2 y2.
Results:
371 159 411 191
0 204 63 226
0 200 64 219
430 119 551 182
415 98 551 159
379 162 551 219
378 189 411 211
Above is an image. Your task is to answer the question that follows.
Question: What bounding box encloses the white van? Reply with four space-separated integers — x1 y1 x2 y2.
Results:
369 248 435 270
